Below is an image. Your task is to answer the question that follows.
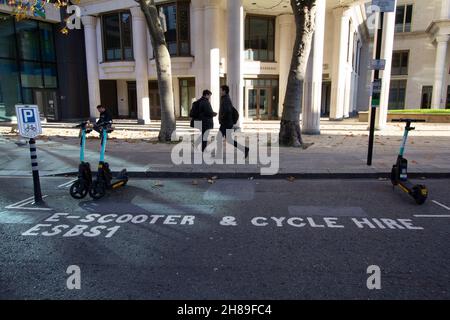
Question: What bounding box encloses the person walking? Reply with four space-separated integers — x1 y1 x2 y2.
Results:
190 90 217 152
219 85 249 158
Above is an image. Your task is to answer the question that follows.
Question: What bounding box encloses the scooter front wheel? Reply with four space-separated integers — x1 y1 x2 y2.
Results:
412 185 428 205
70 180 89 199
89 181 107 200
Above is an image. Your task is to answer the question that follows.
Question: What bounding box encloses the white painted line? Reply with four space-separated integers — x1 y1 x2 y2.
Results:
414 215 450 218
432 200 450 211
58 179 77 189
5 195 51 211
5 196 35 209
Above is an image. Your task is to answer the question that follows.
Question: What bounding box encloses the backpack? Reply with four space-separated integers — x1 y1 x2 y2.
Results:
231 106 239 125
190 100 200 128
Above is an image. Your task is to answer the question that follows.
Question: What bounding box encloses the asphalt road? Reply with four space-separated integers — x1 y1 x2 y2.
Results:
0 176 449 300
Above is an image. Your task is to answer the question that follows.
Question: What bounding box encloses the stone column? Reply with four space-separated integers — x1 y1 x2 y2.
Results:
81 15 101 119
375 6 396 129
278 14 295 118
130 6 151 124
330 7 350 120
431 35 449 109
204 0 221 121
302 0 326 134
227 0 244 126
192 0 205 98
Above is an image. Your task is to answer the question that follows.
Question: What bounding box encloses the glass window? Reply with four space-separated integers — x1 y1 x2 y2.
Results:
121 13 133 60
16 20 40 61
395 5 413 33
103 11 133 61
421 86 433 109
446 86 450 109
0 15 16 59
388 80 407 110
43 63 57 88
21 61 43 88
159 1 191 57
391 51 409 75
0 59 21 118
179 78 195 117
39 22 56 62
245 15 276 62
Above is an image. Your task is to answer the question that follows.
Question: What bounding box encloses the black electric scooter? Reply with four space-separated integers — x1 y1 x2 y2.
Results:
390 119 428 205
89 122 128 200
70 121 93 199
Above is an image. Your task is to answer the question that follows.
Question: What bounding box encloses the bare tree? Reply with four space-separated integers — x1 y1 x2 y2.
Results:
138 0 176 142
279 0 317 147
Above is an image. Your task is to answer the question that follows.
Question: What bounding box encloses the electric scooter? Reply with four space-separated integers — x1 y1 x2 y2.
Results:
70 121 93 199
89 122 128 200
390 119 428 205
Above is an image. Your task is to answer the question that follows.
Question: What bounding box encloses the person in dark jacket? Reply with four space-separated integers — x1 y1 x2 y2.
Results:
219 85 249 158
190 90 217 152
94 105 113 133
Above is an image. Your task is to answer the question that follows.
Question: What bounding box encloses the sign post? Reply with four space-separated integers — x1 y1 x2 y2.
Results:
15 105 43 204
367 0 395 166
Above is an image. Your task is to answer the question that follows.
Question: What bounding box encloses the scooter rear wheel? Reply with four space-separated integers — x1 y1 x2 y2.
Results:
412 185 428 205
70 180 89 199
89 181 107 200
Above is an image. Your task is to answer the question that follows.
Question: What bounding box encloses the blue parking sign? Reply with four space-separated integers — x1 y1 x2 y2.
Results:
21 109 36 123
15 105 42 138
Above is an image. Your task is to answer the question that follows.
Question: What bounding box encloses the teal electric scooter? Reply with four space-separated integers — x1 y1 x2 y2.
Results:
390 119 428 205
70 121 93 199
89 122 128 200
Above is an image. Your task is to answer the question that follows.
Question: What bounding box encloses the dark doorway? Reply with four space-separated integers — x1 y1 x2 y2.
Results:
100 80 119 117
127 82 138 119
149 81 161 120
33 89 59 121
321 81 331 116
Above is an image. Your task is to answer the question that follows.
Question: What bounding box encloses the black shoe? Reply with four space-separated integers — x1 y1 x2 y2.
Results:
245 147 249 159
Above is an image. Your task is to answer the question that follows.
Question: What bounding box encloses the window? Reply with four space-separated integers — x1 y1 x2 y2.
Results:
0 14 58 119
391 51 409 76
388 80 407 110
421 86 433 109
158 1 191 57
102 11 133 61
0 15 16 59
179 78 195 117
395 4 413 33
245 15 275 62
447 86 450 109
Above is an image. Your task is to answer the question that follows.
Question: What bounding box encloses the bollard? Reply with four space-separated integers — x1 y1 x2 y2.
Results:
29 138 43 203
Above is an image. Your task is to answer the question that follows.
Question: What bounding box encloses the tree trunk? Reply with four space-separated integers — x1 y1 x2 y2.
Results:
139 0 176 142
279 0 317 147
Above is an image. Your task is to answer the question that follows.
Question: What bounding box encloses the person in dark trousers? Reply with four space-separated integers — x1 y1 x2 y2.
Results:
190 90 217 152
219 85 249 158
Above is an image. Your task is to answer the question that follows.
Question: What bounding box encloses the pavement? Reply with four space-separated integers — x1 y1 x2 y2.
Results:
0 176 449 299
0 119 449 178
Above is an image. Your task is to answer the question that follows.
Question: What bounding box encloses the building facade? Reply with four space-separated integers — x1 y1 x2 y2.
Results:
1 0 448 126
0 1 90 122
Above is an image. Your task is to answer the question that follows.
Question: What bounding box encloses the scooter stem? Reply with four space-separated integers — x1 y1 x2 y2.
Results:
80 128 86 163
100 128 108 163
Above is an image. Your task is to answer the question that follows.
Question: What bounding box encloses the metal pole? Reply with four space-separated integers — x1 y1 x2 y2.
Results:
367 11 385 166
29 138 43 204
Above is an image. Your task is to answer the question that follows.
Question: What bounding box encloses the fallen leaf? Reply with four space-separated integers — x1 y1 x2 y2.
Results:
153 181 164 187
287 176 296 182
